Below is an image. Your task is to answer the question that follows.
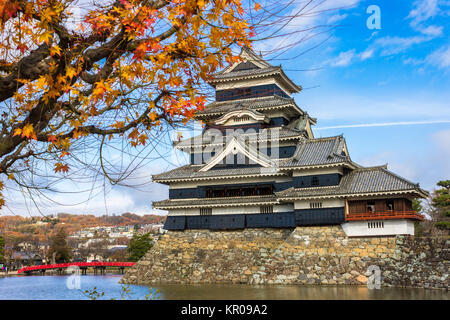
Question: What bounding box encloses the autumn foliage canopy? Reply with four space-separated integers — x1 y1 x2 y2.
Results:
0 0 256 207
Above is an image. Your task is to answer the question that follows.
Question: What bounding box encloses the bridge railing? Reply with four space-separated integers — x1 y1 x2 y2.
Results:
17 262 135 274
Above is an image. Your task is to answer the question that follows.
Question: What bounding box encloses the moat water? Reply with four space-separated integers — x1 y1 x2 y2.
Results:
0 274 448 300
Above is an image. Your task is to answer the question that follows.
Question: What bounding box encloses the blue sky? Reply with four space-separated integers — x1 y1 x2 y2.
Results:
261 0 450 190
2 0 449 217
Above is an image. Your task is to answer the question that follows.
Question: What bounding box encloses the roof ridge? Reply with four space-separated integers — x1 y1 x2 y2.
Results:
380 166 421 188
350 165 423 189
303 135 343 142
210 66 281 80
352 164 389 171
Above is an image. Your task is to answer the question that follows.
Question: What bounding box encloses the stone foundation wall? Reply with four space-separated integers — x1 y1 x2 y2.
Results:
121 226 449 289
381 236 449 289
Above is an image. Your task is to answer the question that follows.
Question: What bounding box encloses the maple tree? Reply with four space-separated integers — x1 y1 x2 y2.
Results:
0 0 257 207
0 0 337 211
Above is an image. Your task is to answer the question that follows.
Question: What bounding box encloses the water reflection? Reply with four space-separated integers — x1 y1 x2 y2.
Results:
154 283 449 300
0 275 448 300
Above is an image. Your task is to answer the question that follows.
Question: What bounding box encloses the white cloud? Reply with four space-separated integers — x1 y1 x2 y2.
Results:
325 48 374 67
255 0 361 56
401 43 450 69
359 48 374 60
407 0 439 27
374 35 433 56
355 1 444 62
329 49 356 66
406 0 445 37
403 57 424 65
426 44 450 68
417 25 444 36
327 13 348 24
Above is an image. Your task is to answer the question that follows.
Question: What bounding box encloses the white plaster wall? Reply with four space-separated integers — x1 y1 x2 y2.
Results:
294 199 345 209
292 167 343 176
168 208 199 216
341 220 415 237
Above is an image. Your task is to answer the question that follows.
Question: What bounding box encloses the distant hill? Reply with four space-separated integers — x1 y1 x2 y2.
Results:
0 213 167 242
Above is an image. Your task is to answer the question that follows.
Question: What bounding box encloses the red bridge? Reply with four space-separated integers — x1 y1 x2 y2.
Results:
18 262 135 275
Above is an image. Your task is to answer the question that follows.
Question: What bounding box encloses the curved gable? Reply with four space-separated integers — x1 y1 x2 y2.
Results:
214 109 269 126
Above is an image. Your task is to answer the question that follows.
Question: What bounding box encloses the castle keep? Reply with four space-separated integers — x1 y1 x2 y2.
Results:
153 47 427 237
122 48 448 289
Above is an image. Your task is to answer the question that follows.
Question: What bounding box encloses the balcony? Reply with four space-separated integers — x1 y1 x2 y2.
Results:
346 211 424 221
205 184 273 198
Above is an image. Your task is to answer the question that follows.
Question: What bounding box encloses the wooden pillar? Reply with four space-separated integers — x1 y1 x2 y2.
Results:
345 199 349 217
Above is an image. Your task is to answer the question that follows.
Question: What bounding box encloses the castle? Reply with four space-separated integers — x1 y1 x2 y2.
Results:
152 47 427 237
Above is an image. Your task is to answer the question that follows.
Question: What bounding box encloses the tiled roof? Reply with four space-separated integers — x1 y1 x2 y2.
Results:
152 164 285 182
213 47 273 76
279 136 350 168
210 66 282 82
175 126 305 148
155 135 354 181
195 95 302 117
153 195 278 209
276 166 428 199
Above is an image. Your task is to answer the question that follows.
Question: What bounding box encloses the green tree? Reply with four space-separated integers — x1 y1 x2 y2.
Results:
48 228 72 263
413 199 425 237
0 235 5 263
127 233 154 262
432 180 450 234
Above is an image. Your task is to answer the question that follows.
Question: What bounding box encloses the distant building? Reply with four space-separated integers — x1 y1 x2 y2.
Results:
11 252 43 268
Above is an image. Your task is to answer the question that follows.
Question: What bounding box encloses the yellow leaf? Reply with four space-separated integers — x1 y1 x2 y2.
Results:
39 32 53 45
149 112 158 121
66 66 77 79
35 76 47 90
13 128 22 136
22 123 36 140
50 45 62 56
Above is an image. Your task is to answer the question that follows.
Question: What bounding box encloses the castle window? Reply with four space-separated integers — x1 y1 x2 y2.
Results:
368 221 384 228
260 206 273 214
200 208 212 216
311 176 320 186
310 202 323 209
205 184 273 198
234 116 250 123
367 201 376 213
386 200 394 211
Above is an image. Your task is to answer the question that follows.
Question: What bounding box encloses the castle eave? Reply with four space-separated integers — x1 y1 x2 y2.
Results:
277 189 427 202
152 171 287 184
153 195 279 209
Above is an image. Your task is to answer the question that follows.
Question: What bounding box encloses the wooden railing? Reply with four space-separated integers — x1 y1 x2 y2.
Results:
346 211 424 221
